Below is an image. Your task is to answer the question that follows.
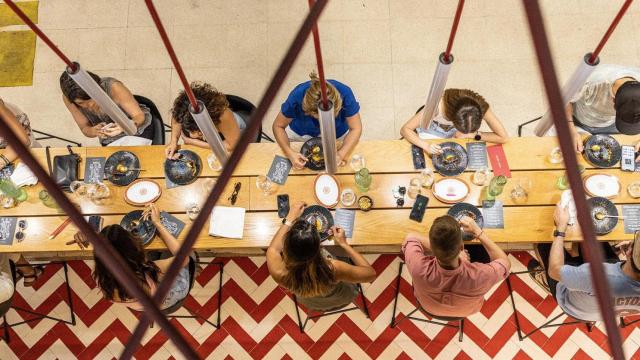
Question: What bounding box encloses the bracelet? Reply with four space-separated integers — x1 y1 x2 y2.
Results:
0 154 9 168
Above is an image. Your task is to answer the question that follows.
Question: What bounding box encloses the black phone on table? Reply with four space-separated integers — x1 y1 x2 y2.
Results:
411 144 426 169
277 194 290 218
409 194 429 222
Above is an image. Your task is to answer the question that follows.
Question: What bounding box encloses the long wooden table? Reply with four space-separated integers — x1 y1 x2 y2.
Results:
3 135 640 258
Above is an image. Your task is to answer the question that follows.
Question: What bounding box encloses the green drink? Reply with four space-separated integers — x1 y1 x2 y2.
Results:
486 175 507 201
39 190 59 209
355 168 372 192
556 165 585 190
0 178 27 202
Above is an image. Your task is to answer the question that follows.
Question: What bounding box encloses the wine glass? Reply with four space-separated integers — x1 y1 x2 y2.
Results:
207 153 223 171
256 175 277 196
548 147 563 164
350 154 365 172
186 202 201 221
472 168 491 186
510 178 532 204
70 181 89 197
419 168 435 189
408 178 422 199
89 182 111 203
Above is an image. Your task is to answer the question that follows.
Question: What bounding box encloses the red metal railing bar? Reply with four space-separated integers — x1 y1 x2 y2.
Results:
120 1 331 357
588 0 634 64
522 1 624 359
443 0 465 62
144 0 200 112
0 120 198 359
4 0 77 72
307 0 329 110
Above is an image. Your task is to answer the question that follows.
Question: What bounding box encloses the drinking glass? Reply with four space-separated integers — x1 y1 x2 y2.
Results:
0 194 15 209
340 188 356 207
186 202 201 221
556 165 585 190
70 181 89 197
510 178 531 204
256 175 277 196
472 168 491 186
548 147 564 164
408 178 422 199
89 182 111 202
419 168 435 189
207 153 223 171
350 154 365 172
486 175 507 201
354 168 372 192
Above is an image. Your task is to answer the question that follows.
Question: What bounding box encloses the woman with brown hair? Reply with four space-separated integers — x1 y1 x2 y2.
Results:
165 82 245 159
400 89 508 155
266 201 376 311
272 73 363 169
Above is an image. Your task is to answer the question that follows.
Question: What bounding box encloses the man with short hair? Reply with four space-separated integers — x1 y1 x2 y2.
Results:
535 203 640 321
402 215 511 318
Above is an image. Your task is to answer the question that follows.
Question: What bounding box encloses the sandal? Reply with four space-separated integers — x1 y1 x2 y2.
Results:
15 265 44 287
527 259 551 295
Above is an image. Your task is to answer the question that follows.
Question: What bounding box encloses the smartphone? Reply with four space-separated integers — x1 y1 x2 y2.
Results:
409 194 429 222
88 215 103 232
277 194 290 219
411 144 426 170
621 145 635 171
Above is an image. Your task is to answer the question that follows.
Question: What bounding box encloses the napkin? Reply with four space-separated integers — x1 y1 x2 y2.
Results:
10 163 38 187
560 190 577 226
209 206 245 239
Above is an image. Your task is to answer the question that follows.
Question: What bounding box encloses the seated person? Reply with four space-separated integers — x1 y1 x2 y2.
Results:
533 203 640 322
266 201 376 311
400 89 508 155
0 99 36 171
566 64 640 153
74 204 192 311
402 215 510 317
59 71 153 146
165 82 244 159
272 73 362 169
0 255 14 313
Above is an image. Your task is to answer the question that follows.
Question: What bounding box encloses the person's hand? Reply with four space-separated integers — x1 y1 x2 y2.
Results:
93 123 107 138
459 216 481 237
100 123 124 138
337 153 346 167
615 241 632 258
424 142 443 156
330 226 349 247
66 231 89 249
286 201 306 223
459 248 470 262
146 203 162 226
554 201 570 232
572 130 584 153
288 151 308 170
165 142 179 159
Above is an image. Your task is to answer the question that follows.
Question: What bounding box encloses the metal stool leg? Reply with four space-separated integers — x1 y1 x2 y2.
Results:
293 295 304 332
390 262 404 327
215 262 224 329
62 262 76 326
458 319 464 342
2 315 9 342
357 283 370 318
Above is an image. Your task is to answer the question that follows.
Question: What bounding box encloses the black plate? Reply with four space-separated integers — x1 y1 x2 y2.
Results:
104 151 140 186
120 210 157 246
164 150 202 186
302 205 334 240
448 202 484 241
587 196 618 235
300 137 325 171
432 142 469 176
583 135 621 168
0 164 14 180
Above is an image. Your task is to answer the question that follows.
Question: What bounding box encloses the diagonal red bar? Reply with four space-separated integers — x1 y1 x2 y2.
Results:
0 119 198 359
588 0 634 64
120 0 331 358
444 0 465 62
522 1 625 359
307 0 329 110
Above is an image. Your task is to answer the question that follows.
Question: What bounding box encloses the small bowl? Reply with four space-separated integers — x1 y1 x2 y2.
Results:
628 181 640 198
358 195 373 212
341 188 356 207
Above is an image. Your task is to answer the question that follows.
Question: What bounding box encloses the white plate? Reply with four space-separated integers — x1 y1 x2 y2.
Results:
314 174 340 208
432 178 470 203
125 180 161 206
584 174 620 199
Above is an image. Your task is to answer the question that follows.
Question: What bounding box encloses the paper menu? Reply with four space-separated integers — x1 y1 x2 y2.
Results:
466 142 488 170
209 206 245 239
334 209 356 238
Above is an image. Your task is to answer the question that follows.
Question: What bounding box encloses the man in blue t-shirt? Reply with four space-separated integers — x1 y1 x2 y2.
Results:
272 73 362 170
534 203 640 322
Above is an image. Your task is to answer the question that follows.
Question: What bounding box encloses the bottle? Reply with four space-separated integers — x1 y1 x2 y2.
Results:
485 175 507 201
355 168 372 192
39 190 59 209
0 178 27 202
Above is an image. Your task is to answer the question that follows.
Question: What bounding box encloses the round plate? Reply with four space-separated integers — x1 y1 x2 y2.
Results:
120 210 157 246
432 178 470 204
125 180 162 206
447 202 484 241
300 137 325 171
583 174 620 199
302 205 334 240
587 196 618 235
432 142 469 176
314 174 340 208
164 150 202 186
0 164 14 180
583 135 621 168
104 151 140 186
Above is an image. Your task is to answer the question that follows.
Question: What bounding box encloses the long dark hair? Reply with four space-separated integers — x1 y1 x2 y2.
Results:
59 71 102 102
443 88 489 134
281 220 336 297
92 225 159 301
171 82 229 136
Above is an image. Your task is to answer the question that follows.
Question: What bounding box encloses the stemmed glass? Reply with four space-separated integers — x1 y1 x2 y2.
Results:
256 175 278 196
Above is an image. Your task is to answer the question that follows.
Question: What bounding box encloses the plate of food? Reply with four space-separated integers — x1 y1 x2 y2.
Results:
300 137 325 171
314 174 340 208
120 210 157 245
302 205 334 240
432 142 469 176
587 196 618 235
104 151 140 186
432 178 470 204
583 134 621 168
583 174 620 199
447 202 484 241
124 180 162 206
164 150 202 186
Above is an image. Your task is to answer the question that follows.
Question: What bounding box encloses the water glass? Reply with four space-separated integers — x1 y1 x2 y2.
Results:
472 168 491 186
510 178 531 204
186 202 201 221
354 168 372 192
88 182 111 202
256 175 277 196
207 153 223 171
0 194 15 209
70 181 89 197
340 188 356 207
419 168 435 189
408 178 422 199
548 147 563 164
350 154 365 172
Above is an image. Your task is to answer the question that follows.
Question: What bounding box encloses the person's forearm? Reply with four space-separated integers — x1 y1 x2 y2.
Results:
401 126 431 150
337 127 361 159
548 236 565 281
477 232 508 262
0 149 17 167
478 132 507 144
131 113 146 128
183 137 209 149
81 126 98 138
268 224 289 253
273 126 293 156
155 223 182 255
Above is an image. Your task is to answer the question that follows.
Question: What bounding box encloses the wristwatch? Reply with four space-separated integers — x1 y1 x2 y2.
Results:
282 218 294 227
474 132 482 141
553 229 566 238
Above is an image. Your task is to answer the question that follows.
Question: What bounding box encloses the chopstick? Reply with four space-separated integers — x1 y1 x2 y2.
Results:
49 217 72 240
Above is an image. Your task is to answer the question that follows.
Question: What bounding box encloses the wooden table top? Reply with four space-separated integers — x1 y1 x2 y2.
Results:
4 135 640 256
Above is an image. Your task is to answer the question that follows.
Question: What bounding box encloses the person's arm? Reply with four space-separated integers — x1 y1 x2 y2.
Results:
566 103 584 153
165 118 182 159
459 216 509 265
336 114 362 166
330 226 376 283
548 202 570 281
182 136 212 149
0 101 30 168
400 110 442 155
147 203 189 268
477 108 508 143
266 201 307 283
272 112 307 169
404 232 432 254
62 95 105 138
110 81 146 128
217 109 241 151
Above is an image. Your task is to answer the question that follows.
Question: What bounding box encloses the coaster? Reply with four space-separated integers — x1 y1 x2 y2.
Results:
0 217 17 246
482 200 504 229
84 157 106 184
160 211 186 238
267 155 292 185
622 205 640 234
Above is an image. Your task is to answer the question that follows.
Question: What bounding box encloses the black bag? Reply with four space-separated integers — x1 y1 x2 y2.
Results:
46 145 81 193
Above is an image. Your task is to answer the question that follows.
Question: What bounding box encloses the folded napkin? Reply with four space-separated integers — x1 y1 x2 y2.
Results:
560 190 577 226
107 136 152 147
209 206 245 239
10 163 38 187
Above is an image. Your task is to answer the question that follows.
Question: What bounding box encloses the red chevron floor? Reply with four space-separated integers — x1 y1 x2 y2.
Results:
1 252 639 359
